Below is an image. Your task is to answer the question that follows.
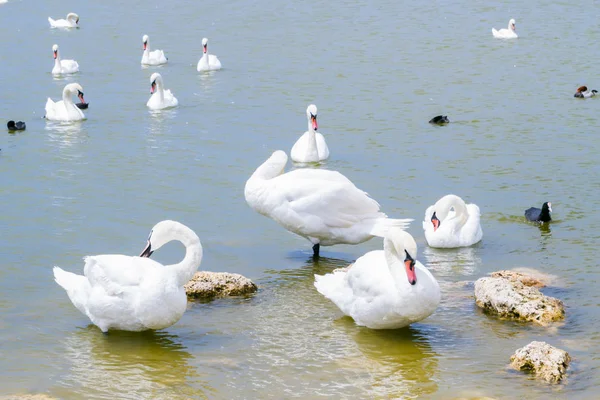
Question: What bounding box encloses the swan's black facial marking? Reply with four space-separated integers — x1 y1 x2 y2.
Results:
77 90 85 103
140 230 154 258
151 81 156 94
404 250 417 285
431 212 441 231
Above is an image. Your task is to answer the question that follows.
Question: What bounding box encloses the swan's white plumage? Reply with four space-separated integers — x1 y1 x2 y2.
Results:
45 83 86 122
197 38 222 72
291 104 330 163
48 13 79 29
244 151 412 249
141 35 168 66
53 220 202 332
52 44 79 75
147 72 178 110
314 229 440 329
423 194 483 248
492 18 518 39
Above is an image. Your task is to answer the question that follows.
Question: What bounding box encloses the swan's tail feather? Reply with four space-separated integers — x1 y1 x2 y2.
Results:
369 218 412 238
53 267 90 316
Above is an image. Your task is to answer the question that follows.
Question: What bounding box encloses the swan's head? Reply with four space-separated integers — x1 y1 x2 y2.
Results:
386 228 418 285
509 18 516 31
65 83 85 103
67 13 79 24
143 34 149 50
542 202 552 213
150 72 162 93
52 44 59 59
430 211 440 232
306 104 318 131
202 38 209 53
139 220 199 258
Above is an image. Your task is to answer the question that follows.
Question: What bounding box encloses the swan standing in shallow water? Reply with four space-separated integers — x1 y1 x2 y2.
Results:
45 83 86 122
53 220 203 332
492 18 517 39
48 13 79 29
290 104 330 163
141 35 168 66
197 38 222 72
314 229 440 329
147 72 178 110
244 150 412 257
423 194 482 248
51 44 79 75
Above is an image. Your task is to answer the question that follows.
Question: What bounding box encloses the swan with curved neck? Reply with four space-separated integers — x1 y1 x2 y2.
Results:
423 194 483 248
141 34 168 66
197 37 222 72
245 150 412 257
147 72 179 110
290 104 330 163
492 18 517 39
53 220 203 332
48 13 79 29
314 229 440 329
45 83 86 122
52 44 79 75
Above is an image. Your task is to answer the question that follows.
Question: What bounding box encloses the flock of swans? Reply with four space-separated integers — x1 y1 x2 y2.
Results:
39 12 551 333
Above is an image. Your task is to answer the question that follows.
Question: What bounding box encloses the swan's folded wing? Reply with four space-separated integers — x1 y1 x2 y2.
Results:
83 255 158 296
44 98 55 119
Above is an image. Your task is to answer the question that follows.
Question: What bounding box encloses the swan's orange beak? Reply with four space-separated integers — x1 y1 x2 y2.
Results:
511 23 515 30
203 44 207 54
151 81 156 94
140 241 153 258
405 259 417 285
77 91 85 103
311 115 318 131
143 42 147 50
431 212 440 232
53 50 57 59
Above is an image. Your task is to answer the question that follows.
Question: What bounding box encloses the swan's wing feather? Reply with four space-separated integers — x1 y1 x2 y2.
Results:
84 255 159 296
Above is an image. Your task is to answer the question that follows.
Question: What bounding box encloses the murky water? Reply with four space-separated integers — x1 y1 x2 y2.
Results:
1 0 599 398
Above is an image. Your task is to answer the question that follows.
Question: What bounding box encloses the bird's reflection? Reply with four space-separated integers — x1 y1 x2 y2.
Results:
422 245 481 279
44 121 85 150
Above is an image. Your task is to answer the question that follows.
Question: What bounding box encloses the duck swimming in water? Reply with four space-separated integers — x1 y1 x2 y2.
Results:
525 202 552 223
7 121 26 131
429 115 449 125
574 86 597 98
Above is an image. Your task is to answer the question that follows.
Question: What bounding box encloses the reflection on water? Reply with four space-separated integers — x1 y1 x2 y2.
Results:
44 121 86 150
423 245 481 278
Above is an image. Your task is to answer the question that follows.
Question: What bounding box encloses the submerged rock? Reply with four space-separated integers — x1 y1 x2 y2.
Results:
510 341 570 383
184 271 257 299
474 274 564 325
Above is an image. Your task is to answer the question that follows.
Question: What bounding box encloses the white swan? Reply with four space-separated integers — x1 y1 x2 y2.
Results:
48 13 79 29
290 104 330 163
423 194 483 248
147 72 178 110
51 44 79 75
314 229 440 329
492 18 517 39
244 150 412 257
53 220 203 332
141 34 168 66
197 38 222 72
45 83 86 122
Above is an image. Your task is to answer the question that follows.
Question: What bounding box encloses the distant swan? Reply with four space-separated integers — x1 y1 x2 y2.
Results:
492 18 517 39
244 150 412 257
525 202 552 222
574 86 597 98
48 13 79 29
423 194 482 248
141 34 168 66
197 38 222 72
45 83 86 122
314 229 440 329
291 104 330 163
51 44 79 75
53 220 203 332
147 72 178 110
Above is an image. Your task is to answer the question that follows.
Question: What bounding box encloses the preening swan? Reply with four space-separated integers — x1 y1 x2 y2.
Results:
45 83 86 122
48 13 79 29
492 18 517 39
525 202 552 222
51 44 79 75
314 229 440 329
197 38 222 72
574 86 597 98
141 34 168 66
53 220 203 332
423 194 483 248
147 72 179 110
290 104 330 163
244 150 412 257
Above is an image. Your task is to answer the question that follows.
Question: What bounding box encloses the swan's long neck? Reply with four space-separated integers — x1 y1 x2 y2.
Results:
62 87 75 105
249 154 287 182
156 78 165 102
168 228 203 286
384 237 407 287
54 51 62 68
438 195 468 227
305 121 318 159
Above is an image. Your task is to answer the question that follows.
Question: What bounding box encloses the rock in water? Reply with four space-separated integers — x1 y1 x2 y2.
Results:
184 271 257 299
510 341 570 383
490 270 546 288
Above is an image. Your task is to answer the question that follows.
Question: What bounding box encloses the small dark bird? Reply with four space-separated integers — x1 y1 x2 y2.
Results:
76 102 89 110
429 115 449 125
7 120 26 131
574 86 597 98
525 202 552 222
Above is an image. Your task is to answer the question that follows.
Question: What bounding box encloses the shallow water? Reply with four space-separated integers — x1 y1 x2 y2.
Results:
1 0 599 398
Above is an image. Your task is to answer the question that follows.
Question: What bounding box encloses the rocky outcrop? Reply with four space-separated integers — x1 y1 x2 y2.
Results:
490 270 546 288
510 341 570 383
474 272 564 325
185 271 257 299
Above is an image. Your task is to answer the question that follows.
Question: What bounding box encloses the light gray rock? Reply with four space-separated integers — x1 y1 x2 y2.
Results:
184 271 257 299
510 341 570 383
474 276 564 325
491 270 545 288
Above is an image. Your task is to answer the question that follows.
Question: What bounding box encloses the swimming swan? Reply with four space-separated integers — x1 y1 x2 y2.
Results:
423 194 482 248
492 18 517 39
197 38 222 72
290 104 330 163
45 83 86 122
244 150 412 257
314 229 440 329
48 13 79 29
141 34 168 66
147 72 178 110
51 44 79 75
53 220 203 332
